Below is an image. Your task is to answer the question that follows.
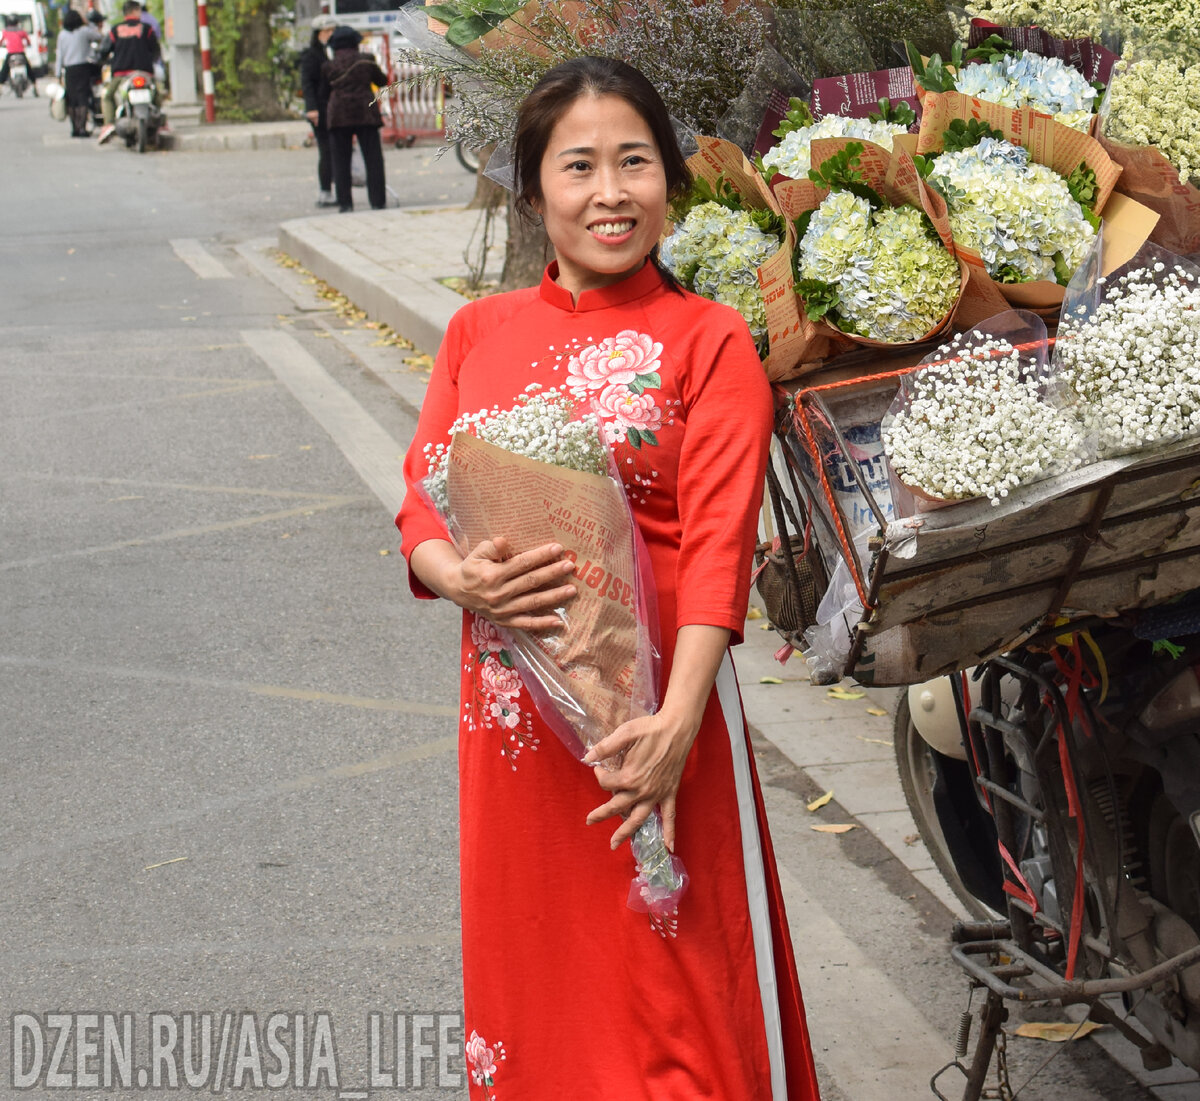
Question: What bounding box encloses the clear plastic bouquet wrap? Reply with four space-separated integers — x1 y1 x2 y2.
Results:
881 310 1086 509
421 385 689 925
1052 232 1200 457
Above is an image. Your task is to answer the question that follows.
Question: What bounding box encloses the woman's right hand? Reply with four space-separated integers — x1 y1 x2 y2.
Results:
411 536 577 632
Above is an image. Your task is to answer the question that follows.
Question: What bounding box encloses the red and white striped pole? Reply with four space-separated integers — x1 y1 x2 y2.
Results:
196 0 215 123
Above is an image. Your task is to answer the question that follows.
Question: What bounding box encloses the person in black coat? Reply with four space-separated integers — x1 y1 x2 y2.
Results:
301 14 337 207
321 26 388 213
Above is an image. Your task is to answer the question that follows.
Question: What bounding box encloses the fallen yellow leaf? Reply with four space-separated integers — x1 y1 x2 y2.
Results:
811 824 857 834
806 790 834 812
379 549 391 556
746 606 763 620
760 624 773 631
828 686 866 700
856 736 891 746
759 676 784 684
1014 1021 1105 1043
866 706 888 716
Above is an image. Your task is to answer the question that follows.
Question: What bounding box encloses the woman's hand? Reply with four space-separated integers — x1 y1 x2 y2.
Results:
583 624 732 853
305 109 319 123
409 536 577 632
583 708 701 852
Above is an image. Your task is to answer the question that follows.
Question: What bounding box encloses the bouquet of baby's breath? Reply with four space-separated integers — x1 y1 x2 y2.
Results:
1052 244 1200 456
422 385 689 935
882 312 1085 507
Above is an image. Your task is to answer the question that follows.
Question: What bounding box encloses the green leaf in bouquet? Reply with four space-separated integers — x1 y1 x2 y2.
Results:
627 428 644 449
749 207 785 239
868 97 917 127
1052 251 1073 286
772 97 815 139
808 142 885 209
996 262 1026 284
1066 161 1100 211
423 3 466 23
941 118 1004 153
669 173 741 224
907 39 960 94
675 259 701 291
963 33 1018 64
753 152 780 184
444 12 501 47
796 277 840 321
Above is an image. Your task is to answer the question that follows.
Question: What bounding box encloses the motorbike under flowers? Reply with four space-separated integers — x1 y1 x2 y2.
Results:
898 607 1200 1097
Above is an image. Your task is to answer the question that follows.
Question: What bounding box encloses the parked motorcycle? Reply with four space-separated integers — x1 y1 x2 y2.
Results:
112 70 165 153
898 606 1200 1097
5 49 31 97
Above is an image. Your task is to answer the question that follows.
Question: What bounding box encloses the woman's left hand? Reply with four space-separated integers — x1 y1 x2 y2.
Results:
582 708 701 852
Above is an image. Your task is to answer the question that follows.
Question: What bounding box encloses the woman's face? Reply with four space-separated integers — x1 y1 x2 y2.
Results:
534 93 668 299
318 26 334 43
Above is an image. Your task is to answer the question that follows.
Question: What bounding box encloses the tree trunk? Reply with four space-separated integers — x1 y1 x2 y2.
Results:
466 144 504 210
236 3 289 121
500 196 554 292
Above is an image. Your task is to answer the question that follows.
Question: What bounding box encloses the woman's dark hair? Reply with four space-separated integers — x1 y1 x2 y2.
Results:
512 57 690 288
62 9 83 30
513 57 689 215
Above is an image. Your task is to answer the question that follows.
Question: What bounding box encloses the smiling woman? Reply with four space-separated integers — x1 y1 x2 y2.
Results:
396 57 821 1101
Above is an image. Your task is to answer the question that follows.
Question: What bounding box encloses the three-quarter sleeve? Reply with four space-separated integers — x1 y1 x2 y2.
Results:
395 309 469 599
672 314 773 645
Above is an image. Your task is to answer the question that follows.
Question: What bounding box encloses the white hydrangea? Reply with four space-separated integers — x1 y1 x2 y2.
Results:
1053 264 1200 455
760 115 911 180
928 137 1096 284
423 385 607 513
953 51 1098 130
883 333 1084 505
799 194 961 342
660 200 779 341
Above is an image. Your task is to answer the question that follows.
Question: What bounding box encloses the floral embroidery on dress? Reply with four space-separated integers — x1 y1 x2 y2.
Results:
465 616 539 770
464 1029 506 1099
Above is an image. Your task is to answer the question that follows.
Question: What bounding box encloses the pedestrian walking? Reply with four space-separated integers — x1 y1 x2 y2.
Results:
55 9 103 137
300 14 337 208
321 26 387 213
395 55 821 1101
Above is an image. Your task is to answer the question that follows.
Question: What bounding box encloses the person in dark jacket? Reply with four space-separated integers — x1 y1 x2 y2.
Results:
321 26 388 212
301 14 337 207
96 0 160 144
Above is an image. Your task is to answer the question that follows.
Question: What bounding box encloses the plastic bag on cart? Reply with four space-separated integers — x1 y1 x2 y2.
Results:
881 310 1084 512
1051 229 1200 459
800 527 873 682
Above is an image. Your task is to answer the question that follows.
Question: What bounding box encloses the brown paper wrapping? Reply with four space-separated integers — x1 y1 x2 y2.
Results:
1096 133 1200 257
915 91 1159 315
446 433 648 741
773 137 977 347
681 135 852 382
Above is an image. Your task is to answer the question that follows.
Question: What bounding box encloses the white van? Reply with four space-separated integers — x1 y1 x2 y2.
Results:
2 0 50 77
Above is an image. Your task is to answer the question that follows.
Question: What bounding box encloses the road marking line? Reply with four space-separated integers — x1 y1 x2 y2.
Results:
242 329 408 515
2 472 364 502
0 498 362 571
0 654 458 716
170 237 234 279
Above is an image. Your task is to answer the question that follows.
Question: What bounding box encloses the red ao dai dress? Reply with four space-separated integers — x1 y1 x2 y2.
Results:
396 259 821 1101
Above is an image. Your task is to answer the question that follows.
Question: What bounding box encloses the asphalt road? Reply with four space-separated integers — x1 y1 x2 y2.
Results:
0 90 1175 1100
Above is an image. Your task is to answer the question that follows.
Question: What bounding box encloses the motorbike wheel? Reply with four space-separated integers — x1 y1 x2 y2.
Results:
136 117 147 154
455 141 481 175
14 78 26 98
894 695 996 918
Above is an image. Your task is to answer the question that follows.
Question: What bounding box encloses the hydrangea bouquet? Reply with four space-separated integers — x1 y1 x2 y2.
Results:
776 139 966 345
924 135 1098 285
882 311 1085 506
422 385 690 932
757 96 913 182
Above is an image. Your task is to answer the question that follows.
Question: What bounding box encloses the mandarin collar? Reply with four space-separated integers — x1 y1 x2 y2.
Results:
538 260 665 313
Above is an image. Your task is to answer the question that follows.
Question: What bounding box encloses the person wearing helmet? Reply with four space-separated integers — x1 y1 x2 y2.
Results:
95 0 160 144
301 14 338 208
1 16 37 94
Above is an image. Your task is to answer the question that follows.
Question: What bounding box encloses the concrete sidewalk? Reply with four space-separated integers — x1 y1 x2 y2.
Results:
270 206 962 913
160 115 312 152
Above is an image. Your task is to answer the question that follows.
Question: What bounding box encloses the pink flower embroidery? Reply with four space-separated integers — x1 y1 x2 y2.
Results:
479 655 522 700
597 382 663 432
566 330 662 393
465 1029 506 1093
470 617 506 654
